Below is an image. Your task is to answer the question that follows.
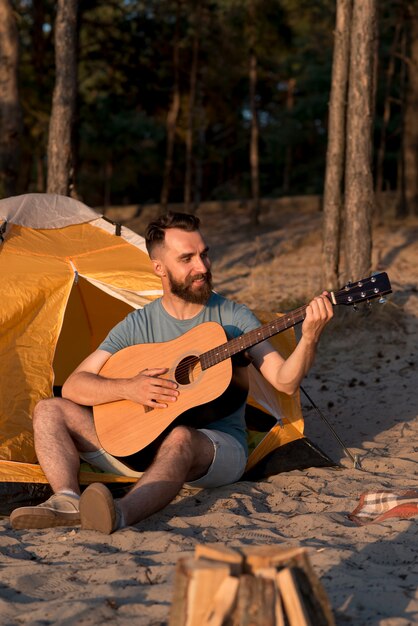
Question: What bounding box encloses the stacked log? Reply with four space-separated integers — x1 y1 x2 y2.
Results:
169 543 335 626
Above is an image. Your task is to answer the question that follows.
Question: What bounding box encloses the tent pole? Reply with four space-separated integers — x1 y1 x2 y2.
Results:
300 385 361 470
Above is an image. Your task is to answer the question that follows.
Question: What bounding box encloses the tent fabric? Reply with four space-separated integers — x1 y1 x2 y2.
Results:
0 460 139 485
0 192 101 229
0 194 162 464
0 193 311 490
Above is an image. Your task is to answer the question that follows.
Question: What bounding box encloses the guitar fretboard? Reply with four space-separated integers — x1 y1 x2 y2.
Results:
199 271 392 370
200 305 308 370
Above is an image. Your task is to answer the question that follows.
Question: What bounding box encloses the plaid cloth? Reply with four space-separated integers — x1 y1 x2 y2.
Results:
348 490 418 526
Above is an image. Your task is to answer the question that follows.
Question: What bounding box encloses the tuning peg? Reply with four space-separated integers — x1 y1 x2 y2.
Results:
378 296 387 304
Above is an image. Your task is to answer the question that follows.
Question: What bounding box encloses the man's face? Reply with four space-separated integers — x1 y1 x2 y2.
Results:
155 228 213 304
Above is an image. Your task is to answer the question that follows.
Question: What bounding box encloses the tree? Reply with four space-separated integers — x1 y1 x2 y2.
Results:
322 0 376 284
344 0 377 280
31 0 50 192
402 1 418 216
322 0 352 288
0 0 21 197
47 0 78 196
375 19 401 198
184 0 202 212
160 0 181 212
248 0 261 226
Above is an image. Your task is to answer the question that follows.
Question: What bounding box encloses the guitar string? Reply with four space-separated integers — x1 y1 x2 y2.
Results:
169 284 381 380
171 303 309 380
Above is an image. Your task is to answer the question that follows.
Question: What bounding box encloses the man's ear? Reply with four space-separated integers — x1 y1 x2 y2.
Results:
152 258 166 277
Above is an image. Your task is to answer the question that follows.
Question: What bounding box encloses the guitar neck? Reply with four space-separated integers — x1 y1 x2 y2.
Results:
201 302 311 370
199 270 393 370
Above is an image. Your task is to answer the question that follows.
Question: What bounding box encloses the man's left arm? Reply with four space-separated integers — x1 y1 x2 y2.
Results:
248 292 333 395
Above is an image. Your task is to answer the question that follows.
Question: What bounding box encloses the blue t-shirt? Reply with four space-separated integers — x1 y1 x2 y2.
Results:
99 293 261 451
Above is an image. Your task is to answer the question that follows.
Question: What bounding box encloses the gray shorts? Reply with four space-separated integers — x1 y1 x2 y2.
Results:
81 428 247 489
186 429 248 489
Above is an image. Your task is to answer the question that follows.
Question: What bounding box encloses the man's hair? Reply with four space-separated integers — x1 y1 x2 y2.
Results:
145 212 201 257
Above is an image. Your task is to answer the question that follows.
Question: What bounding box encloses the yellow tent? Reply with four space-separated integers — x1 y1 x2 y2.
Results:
0 194 332 505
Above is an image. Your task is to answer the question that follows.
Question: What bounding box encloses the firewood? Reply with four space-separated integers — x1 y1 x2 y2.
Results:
195 543 244 576
239 544 306 573
170 544 335 626
253 568 285 626
230 573 276 626
201 575 239 626
169 557 232 626
276 567 312 626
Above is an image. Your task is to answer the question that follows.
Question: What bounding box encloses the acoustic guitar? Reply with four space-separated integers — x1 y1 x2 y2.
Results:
93 272 392 457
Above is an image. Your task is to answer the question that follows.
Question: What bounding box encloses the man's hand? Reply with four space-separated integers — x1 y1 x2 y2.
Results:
125 368 179 409
301 291 334 344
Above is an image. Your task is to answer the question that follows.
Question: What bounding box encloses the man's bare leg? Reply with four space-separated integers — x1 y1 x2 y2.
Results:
79 425 214 533
33 397 101 494
121 426 214 523
9 398 101 530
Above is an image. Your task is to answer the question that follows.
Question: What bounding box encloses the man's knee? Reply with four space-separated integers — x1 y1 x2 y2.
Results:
163 425 195 449
33 397 75 429
162 426 213 467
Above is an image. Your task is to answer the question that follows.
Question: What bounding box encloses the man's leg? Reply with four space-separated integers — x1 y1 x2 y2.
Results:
33 397 101 494
10 398 101 530
79 425 215 533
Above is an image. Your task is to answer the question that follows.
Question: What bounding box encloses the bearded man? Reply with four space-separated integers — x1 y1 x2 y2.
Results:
10 212 333 533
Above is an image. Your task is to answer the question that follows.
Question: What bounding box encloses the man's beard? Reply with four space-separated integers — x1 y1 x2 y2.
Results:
167 269 213 304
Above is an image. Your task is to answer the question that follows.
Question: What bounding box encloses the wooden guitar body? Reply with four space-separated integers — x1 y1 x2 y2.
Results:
93 322 233 457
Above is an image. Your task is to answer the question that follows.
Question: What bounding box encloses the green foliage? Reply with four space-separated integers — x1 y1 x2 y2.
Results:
7 0 406 205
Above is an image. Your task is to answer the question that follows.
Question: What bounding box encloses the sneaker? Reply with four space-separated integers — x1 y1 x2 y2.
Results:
79 483 122 534
10 493 80 530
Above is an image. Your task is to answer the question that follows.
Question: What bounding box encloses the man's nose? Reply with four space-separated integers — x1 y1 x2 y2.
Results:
194 257 209 272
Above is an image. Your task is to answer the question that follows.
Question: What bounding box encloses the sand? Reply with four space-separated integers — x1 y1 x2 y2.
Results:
1 201 417 625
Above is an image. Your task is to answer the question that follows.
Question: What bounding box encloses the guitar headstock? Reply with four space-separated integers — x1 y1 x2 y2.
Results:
331 272 392 307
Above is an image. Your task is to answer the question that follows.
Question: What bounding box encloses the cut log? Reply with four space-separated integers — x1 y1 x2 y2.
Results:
169 557 232 626
202 575 239 626
239 544 306 573
230 574 276 626
276 567 312 626
240 545 335 625
170 544 335 626
195 543 244 576
253 568 285 626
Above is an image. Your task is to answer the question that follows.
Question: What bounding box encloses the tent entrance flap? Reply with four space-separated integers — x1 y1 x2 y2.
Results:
53 277 134 386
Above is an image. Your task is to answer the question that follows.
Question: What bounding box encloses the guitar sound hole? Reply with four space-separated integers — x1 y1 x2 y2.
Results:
175 355 201 385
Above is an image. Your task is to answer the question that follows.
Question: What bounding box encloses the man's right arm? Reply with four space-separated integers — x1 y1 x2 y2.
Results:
61 350 179 409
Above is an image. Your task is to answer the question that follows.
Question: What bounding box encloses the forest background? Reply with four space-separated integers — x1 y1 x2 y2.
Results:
0 0 417 283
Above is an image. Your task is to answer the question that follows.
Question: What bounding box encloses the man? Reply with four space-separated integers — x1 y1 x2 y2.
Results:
10 212 333 533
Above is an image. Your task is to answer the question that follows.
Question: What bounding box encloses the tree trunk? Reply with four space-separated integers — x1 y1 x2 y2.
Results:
0 0 22 198
344 0 377 281
375 22 401 198
322 0 353 289
193 86 205 211
32 0 47 80
32 0 48 192
403 3 418 216
283 78 296 194
103 159 113 210
249 49 260 227
47 0 78 196
160 0 181 213
397 23 408 218
184 4 201 213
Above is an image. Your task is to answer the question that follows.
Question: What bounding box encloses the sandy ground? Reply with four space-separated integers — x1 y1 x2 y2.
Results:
1 201 417 625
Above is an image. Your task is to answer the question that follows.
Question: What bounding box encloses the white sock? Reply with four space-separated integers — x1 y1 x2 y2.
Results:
115 500 126 530
57 489 80 500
